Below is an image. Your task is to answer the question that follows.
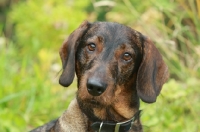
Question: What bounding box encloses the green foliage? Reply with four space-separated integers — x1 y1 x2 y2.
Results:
0 0 200 132
141 79 200 132
0 42 77 131
9 0 89 54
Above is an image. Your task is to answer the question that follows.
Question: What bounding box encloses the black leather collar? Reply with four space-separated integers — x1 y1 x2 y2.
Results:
91 110 141 132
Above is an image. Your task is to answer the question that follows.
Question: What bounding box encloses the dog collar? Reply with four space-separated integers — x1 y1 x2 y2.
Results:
91 110 141 132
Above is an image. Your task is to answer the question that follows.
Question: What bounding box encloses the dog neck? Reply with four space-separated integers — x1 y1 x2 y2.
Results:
87 110 142 132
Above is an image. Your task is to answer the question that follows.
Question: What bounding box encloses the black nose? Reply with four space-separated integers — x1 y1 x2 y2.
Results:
87 79 107 96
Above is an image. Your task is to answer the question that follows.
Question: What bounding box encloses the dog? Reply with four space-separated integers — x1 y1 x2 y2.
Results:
31 21 168 132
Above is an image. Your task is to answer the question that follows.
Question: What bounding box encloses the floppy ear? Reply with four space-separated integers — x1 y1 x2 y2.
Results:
136 37 169 103
59 21 90 87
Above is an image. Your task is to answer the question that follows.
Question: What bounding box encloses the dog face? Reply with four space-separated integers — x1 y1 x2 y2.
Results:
59 21 168 122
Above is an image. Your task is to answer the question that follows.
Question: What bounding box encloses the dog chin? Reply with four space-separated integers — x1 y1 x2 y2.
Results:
77 97 103 121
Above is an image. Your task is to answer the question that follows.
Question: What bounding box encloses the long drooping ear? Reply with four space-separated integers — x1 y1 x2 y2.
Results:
59 21 90 87
136 37 169 103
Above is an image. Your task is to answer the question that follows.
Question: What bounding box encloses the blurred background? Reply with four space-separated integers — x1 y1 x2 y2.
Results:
0 0 200 132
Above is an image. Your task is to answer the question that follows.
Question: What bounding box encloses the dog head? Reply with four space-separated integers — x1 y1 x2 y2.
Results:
59 21 168 121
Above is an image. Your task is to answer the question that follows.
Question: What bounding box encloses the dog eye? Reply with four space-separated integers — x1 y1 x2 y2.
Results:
123 53 132 61
87 43 96 51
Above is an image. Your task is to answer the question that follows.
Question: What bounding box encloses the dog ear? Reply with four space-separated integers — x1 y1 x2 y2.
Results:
59 21 90 87
136 37 169 103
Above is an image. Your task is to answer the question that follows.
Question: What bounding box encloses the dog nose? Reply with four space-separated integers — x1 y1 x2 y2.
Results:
87 79 107 96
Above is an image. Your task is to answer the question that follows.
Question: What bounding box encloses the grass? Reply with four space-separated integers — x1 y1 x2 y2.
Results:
141 79 200 132
0 43 76 131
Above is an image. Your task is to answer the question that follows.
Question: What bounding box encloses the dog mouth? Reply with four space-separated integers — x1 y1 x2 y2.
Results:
86 98 102 107
79 97 105 109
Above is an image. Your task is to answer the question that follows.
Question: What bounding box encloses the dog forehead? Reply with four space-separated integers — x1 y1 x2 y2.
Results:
88 22 128 37
84 22 143 49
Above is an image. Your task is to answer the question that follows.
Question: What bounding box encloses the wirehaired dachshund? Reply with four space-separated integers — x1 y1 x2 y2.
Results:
31 21 168 132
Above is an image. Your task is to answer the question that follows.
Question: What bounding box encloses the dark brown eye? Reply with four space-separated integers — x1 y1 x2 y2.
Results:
87 43 96 51
123 53 132 61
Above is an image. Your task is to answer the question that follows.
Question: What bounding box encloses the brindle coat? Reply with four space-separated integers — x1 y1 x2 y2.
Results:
31 21 168 132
